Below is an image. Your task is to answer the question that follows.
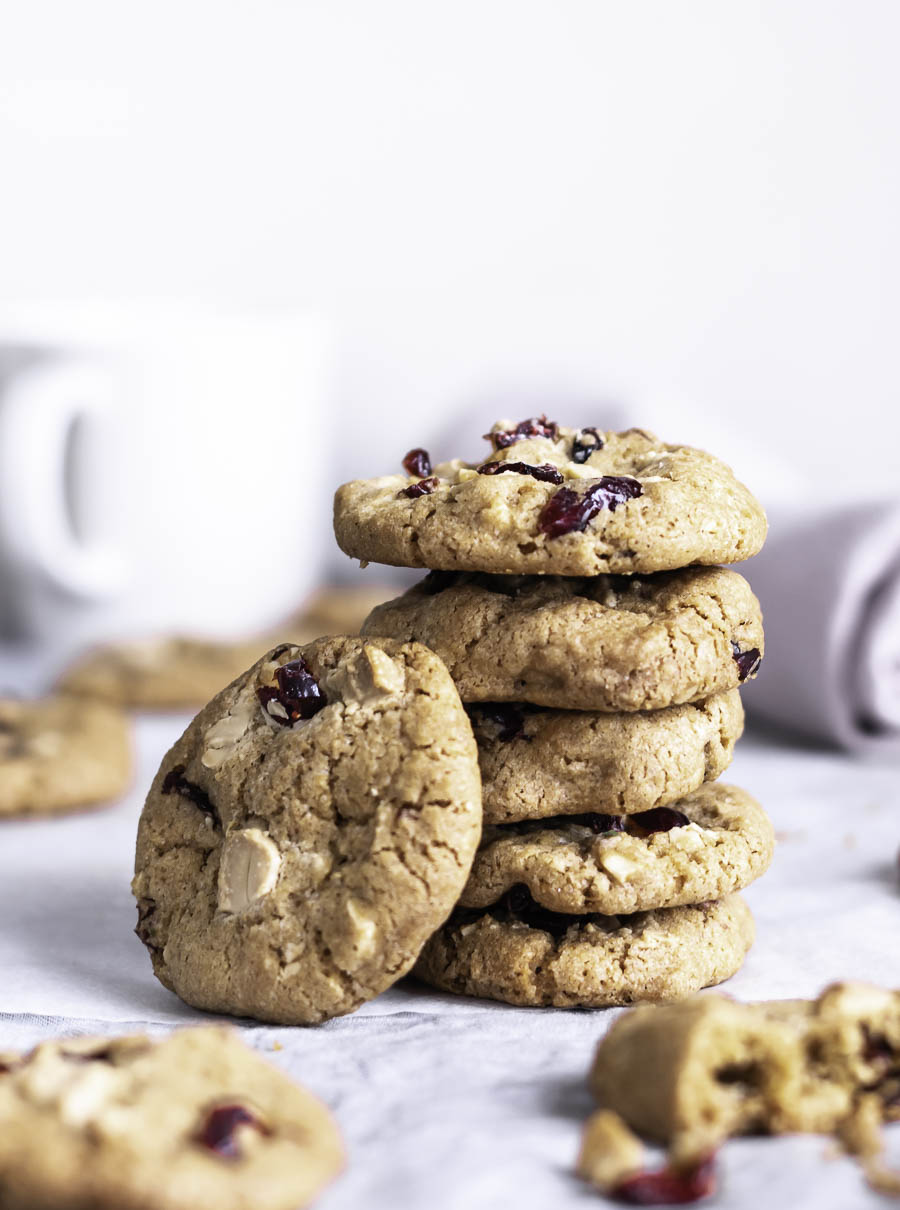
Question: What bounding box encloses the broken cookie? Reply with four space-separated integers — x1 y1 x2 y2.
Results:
584 982 900 1200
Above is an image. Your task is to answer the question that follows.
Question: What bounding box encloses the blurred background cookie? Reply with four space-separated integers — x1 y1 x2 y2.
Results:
56 584 395 710
0 695 131 817
0 1026 344 1210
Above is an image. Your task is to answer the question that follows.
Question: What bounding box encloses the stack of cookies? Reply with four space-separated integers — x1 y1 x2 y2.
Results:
335 418 775 1008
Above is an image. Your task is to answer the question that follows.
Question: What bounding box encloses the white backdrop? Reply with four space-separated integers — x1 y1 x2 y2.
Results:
2 17 900 1202
2 1 899 502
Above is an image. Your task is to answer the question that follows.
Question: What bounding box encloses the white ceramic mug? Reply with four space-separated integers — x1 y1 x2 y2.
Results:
0 303 331 650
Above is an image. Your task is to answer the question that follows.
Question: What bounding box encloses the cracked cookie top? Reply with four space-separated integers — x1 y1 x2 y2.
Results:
363 568 764 712
588 982 900 1185
467 690 744 822
0 1027 343 1210
133 637 482 1024
333 421 767 576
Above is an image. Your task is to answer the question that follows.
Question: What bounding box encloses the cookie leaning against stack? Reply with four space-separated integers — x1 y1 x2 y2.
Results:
338 418 774 1008
133 636 482 1024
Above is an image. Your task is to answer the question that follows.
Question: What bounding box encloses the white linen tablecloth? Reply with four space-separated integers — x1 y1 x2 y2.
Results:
1 701 898 1208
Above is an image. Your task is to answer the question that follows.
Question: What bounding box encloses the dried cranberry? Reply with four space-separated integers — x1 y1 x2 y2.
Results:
478 461 563 484
627 807 690 837
731 642 762 681
468 703 531 742
538 476 643 538
613 1156 717 1205
402 447 432 477
487 415 560 450
257 657 327 727
161 766 218 823
571 427 604 463
399 476 439 499
196 1104 266 1158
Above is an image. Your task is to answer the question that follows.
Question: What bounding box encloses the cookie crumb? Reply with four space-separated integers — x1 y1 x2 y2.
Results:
577 1109 644 1192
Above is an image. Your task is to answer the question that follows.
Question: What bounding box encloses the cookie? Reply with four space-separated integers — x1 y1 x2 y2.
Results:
56 636 271 711
0 1026 343 1210
294 583 399 637
588 982 900 1179
576 1109 648 1195
459 783 774 915
133 636 482 1024
334 421 767 576
414 893 753 1008
469 690 743 823
363 568 763 711
577 1109 718 1202
56 583 396 710
0 696 131 817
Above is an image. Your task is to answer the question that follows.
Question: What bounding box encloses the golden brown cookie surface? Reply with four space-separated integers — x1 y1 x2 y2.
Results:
363 568 763 712
468 690 744 822
415 894 753 1008
460 783 774 915
335 423 766 576
133 637 482 1024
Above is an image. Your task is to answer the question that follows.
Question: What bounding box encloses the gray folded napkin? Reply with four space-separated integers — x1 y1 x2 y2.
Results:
743 499 900 755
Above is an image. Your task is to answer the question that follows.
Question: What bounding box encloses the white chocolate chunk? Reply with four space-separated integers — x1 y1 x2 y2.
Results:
563 463 599 480
364 647 405 695
218 828 281 913
598 849 642 883
346 898 378 957
666 822 707 851
201 696 257 768
21 1054 118 1129
324 645 405 706
433 458 468 479
577 1109 645 1193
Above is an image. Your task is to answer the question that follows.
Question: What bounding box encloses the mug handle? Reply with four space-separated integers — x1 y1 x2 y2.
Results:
0 359 125 598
